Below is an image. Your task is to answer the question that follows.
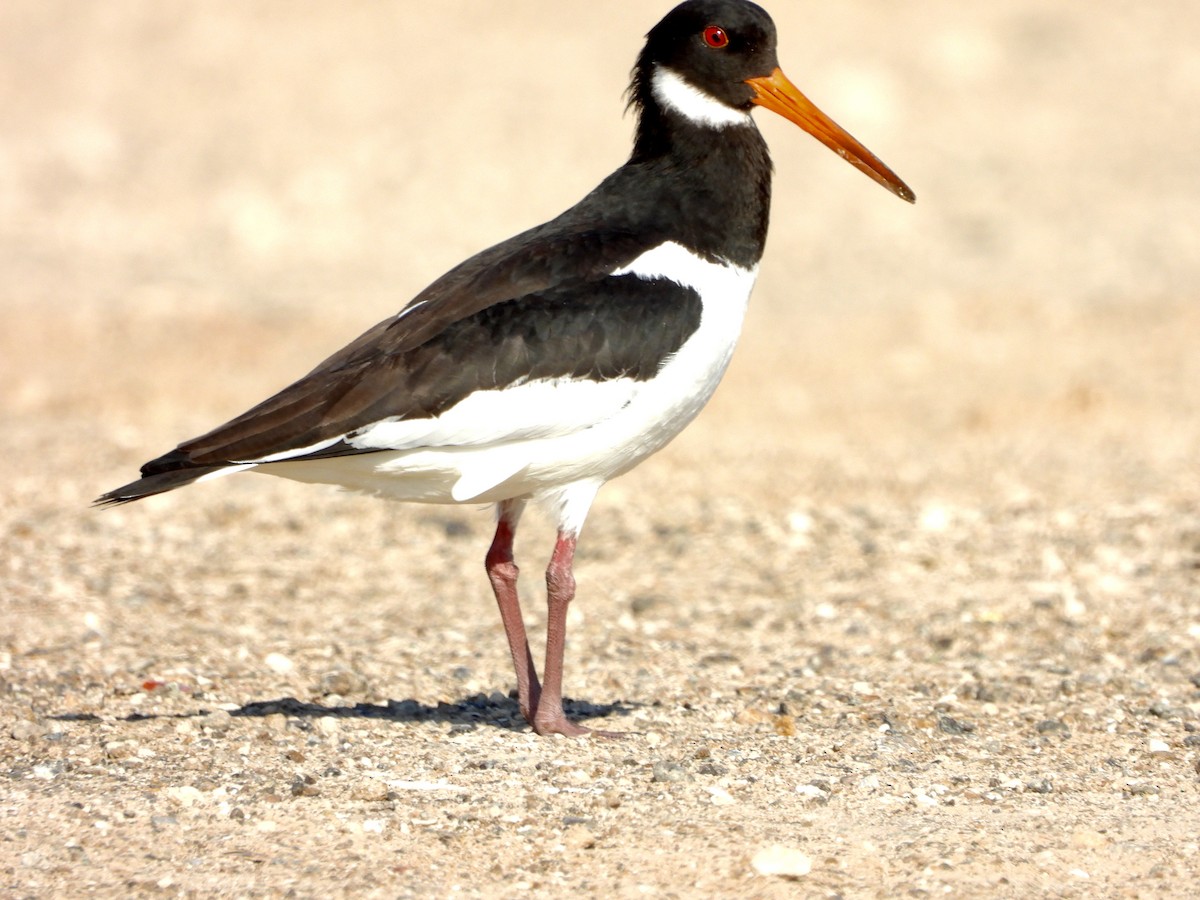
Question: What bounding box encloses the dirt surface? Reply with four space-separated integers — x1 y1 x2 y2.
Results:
3 2 1200 897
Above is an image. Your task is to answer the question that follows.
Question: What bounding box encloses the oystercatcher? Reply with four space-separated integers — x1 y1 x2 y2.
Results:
98 0 913 736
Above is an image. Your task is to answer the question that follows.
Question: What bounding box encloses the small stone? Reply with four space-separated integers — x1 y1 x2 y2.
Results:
1071 828 1108 849
351 780 390 802
735 707 773 727
939 716 975 735
291 775 320 797
795 783 830 804
1148 739 1171 756
203 709 234 733
651 761 687 783
165 785 203 807
264 653 294 674
598 790 622 809
1036 719 1070 736
562 823 596 850
1148 701 1179 719
751 845 813 878
10 719 48 741
1026 779 1053 794
320 670 367 696
706 786 736 806
104 740 137 760
1126 782 1159 796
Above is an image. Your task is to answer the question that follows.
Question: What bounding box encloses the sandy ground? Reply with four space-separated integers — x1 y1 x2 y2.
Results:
3 2 1200 897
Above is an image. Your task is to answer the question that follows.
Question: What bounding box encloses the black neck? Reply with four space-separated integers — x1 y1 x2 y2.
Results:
556 92 773 271
628 98 773 268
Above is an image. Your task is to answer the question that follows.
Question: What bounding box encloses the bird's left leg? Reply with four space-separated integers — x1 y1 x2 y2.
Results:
531 481 619 737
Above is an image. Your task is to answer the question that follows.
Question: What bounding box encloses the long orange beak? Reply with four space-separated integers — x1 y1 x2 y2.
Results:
747 67 915 203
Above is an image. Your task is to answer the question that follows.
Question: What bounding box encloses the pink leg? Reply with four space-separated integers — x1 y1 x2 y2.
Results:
532 531 620 737
485 500 541 725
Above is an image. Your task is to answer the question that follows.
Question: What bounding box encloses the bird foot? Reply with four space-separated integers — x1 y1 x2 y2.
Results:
530 712 626 739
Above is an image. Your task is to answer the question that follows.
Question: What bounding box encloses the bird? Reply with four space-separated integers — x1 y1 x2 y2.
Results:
97 0 914 737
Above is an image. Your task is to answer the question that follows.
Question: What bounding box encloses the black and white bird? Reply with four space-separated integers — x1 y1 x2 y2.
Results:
98 0 913 737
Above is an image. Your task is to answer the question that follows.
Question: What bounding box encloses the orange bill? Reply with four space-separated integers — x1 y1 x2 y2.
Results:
747 67 915 203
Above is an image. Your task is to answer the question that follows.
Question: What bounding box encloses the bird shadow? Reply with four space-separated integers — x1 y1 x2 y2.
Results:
230 692 631 734
51 692 632 734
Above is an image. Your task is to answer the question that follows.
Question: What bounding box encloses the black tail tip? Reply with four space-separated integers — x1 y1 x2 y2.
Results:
93 464 228 508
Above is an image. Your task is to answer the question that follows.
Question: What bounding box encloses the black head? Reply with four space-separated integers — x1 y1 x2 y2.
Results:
629 0 915 203
631 0 779 113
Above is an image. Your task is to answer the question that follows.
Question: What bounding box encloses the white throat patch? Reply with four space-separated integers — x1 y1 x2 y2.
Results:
650 66 753 129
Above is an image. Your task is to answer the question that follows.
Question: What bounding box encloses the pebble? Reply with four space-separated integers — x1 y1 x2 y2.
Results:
104 740 138 760
1126 782 1159 797
165 785 204 807
320 669 367 696
751 845 813 878
651 761 687 783
913 791 939 807
203 709 234 733
1071 828 1108 850
351 781 391 802
264 652 295 674
10 719 48 741
562 823 596 850
795 784 830 804
1148 738 1171 756
596 790 623 809
706 786 736 806
938 716 975 735
291 776 320 797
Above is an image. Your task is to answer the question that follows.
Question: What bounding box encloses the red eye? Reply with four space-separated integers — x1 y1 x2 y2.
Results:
702 25 729 49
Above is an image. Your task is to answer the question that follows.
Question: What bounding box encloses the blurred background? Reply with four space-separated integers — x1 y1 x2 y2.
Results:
3 7 1198 891
2 0 1197 505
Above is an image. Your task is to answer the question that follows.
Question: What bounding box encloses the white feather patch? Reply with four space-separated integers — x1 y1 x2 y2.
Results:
237 436 344 465
347 377 638 453
194 463 255 484
651 66 752 129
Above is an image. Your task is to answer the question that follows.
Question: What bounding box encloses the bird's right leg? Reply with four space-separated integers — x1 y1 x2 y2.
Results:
485 499 541 724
